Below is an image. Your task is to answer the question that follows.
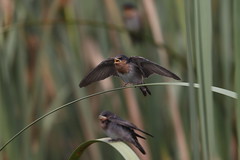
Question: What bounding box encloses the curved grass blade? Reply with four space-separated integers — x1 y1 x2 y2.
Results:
68 137 140 160
0 82 237 151
135 82 237 99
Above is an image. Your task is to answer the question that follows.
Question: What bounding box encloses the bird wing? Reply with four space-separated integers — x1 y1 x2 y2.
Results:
129 56 181 80
109 115 153 137
79 58 117 87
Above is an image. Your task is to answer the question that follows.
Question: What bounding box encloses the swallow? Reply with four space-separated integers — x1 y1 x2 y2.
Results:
79 55 180 96
98 111 153 154
122 3 144 44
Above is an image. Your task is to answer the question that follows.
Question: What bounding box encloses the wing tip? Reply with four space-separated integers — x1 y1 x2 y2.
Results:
148 133 154 137
79 81 85 88
144 132 154 137
173 75 181 80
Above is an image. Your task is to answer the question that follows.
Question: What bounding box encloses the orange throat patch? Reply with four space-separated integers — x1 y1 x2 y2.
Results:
114 61 130 74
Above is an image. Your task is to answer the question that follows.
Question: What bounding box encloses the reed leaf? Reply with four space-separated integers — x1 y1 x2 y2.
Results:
184 0 199 159
68 138 140 160
233 0 240 159
193 0 216 159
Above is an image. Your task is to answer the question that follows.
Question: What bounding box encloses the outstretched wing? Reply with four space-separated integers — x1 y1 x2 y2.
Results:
109 115 153 138
129 56 181 80
79 58 118 87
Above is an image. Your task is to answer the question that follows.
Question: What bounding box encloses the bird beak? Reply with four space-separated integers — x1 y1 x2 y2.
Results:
114 58 121 64
98 115 107 121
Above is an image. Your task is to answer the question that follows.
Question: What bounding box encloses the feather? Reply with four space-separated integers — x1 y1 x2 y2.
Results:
79 58 118 87
129 56 181 80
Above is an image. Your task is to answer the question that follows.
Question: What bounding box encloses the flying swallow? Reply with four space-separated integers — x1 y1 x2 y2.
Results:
98 111 153 154
79 55 181 96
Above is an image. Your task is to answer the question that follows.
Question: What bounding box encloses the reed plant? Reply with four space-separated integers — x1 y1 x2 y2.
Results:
0 0 239 160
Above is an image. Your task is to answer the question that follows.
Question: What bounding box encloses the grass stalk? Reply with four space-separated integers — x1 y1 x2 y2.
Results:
233 0 240 159
194 0 208 159
220 1 232 159
194 0 216 159
0 86 128 151
184 0 199 159
1 82 236 152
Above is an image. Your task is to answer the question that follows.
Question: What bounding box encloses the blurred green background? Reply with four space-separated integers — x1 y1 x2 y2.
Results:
0 0 239 160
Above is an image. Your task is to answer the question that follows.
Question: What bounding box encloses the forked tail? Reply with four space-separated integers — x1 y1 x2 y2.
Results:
133 140 146 154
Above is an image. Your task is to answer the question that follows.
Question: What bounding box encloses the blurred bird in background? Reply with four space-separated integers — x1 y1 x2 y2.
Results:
122 3 144 44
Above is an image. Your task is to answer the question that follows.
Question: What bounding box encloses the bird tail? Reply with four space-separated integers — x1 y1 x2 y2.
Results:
139 86 151 96
133 140 146 154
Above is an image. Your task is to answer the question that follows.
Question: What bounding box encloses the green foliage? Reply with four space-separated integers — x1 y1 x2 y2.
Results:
0 0 239 160
68 138 140 160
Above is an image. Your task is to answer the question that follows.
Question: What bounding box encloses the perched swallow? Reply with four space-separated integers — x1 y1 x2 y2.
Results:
98 111 153 154
79 55 180 96
122 3 144 44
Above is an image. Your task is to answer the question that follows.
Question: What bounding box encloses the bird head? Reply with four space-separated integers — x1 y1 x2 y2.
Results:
99 111 114 129
122 3 138 18
114 55 129 64
99 111 113 121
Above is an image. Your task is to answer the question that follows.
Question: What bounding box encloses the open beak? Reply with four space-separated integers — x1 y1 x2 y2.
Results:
114 58 121 64
98 115 107 121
